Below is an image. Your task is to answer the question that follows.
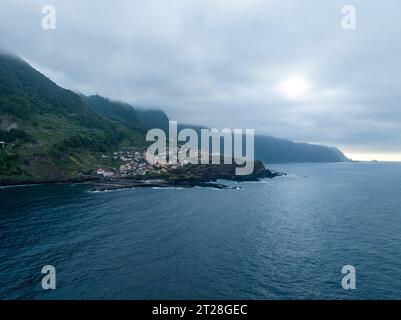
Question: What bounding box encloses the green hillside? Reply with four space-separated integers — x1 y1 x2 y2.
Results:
84 95 169 131
83 95 143 130
0 54 145 184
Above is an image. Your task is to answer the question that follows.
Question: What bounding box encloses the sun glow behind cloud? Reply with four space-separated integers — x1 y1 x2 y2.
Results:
277 75 312 100
1 0 401 156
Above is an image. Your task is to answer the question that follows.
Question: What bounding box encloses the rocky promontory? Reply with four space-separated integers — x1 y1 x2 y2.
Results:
90 160 282 191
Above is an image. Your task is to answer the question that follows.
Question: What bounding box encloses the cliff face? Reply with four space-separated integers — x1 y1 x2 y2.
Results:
0 54 276 185
0 114 17 131
84 95 170 132
0 54 147 183
254 135 349 163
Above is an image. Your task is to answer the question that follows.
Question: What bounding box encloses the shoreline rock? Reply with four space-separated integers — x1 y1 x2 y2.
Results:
0 161 284 190
89 180 237 192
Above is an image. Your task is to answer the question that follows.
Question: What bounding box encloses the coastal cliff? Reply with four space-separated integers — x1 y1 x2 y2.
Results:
1 53 345 186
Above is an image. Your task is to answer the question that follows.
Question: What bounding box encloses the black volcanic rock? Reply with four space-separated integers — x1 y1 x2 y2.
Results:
165 160 279 184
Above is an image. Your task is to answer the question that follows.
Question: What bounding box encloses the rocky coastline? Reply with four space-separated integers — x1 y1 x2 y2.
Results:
89 161 283 191
0 160 283 190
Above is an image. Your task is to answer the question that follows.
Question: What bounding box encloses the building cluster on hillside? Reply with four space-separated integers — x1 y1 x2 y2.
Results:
96 147 219 179
96 149 171 178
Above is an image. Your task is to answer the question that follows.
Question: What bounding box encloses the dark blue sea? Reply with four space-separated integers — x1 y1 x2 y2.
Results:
1 162 401 299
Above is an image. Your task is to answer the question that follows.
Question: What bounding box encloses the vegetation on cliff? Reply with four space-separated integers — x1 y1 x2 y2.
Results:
0 54 146 183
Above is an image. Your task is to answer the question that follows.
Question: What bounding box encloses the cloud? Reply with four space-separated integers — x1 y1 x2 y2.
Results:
0 0 401 155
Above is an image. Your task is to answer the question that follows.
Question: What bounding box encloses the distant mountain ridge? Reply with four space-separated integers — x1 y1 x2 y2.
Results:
176 123 349 163
89 101 348 163
0 53 348 184
254 135 349 163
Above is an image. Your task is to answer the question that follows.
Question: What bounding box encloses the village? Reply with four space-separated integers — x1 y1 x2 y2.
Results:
96 149 171 179
95 147 216 180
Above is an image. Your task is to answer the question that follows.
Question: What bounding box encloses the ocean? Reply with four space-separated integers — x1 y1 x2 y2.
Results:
1 162 401 299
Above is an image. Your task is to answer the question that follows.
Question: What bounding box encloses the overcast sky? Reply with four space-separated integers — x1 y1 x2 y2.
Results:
1 0 401 160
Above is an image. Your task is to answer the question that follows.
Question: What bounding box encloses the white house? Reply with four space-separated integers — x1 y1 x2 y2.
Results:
96 168 114 177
